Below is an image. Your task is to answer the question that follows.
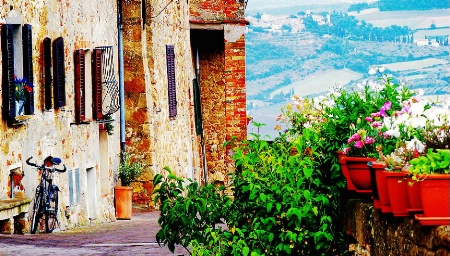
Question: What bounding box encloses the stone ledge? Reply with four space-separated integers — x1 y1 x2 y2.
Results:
345 199 450 255
0 198 31 234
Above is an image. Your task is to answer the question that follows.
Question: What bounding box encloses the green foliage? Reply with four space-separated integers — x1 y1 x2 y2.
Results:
153 167 231 254
409 149 450 175
117 152 143 186
153 131 350 255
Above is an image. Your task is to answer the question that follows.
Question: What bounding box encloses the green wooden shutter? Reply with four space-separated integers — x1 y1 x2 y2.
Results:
53 37 65 108
23 24 34 115
193 78 203 135
1 24 15 119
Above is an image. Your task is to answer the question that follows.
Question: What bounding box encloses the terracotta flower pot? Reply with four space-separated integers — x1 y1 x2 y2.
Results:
415 174 450 226
375 170 392 213
401 170 423 213
345 156 376 193
385 171 409 217
115 186 133 220
368 162 386 210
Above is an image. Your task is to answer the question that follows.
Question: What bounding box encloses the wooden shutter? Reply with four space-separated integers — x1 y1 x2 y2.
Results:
92 48 103 120
1 24 15 119
52 37 65 108
193 78 203 135
43 37 52 110
23 24 34 115
74 50 86 122
166 45 177 118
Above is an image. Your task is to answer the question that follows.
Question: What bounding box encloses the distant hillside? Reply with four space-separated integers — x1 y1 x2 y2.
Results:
379 0 449 11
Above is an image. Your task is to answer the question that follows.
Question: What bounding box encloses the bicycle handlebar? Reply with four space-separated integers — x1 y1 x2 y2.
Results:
26 156 67 173
26 157 39 168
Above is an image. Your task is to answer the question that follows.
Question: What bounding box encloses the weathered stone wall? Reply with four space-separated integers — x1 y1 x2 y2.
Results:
0 0 121 229
123 0 203 207
345 199 450 255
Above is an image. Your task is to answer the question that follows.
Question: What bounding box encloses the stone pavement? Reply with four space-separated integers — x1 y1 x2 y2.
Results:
0 210 189 256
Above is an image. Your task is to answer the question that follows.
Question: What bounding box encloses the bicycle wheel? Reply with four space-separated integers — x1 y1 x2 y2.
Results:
30 187 42 234
45 191 59 233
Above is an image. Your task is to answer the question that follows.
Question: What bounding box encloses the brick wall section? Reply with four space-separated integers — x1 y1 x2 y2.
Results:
189 0 245 22
190 1 248 184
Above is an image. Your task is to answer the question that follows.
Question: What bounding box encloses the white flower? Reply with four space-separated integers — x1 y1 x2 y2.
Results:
406 116 427 128
416 89 424 96
385 128 400 138
406 138 425 153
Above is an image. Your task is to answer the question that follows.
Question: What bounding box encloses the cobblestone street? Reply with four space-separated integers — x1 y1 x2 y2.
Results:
0 210 189 256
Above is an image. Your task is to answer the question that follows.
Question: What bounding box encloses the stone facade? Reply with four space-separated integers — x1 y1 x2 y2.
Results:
122 0 249 207
0 0 121 230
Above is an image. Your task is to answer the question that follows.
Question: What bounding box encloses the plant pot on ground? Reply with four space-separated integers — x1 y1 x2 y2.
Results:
115 152 143 220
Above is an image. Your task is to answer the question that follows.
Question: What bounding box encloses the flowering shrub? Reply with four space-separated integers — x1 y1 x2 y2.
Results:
14 76 33 102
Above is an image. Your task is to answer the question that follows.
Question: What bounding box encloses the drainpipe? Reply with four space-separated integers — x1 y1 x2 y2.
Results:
196 47 208 185
118 0 126 160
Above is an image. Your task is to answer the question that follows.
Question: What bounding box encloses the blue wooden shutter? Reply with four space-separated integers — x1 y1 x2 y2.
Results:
166 45 177 118
74 50 86 122
22 24 34 115
52 37 65 108
92 49 103 120
1 24 15 119
43 37 52 110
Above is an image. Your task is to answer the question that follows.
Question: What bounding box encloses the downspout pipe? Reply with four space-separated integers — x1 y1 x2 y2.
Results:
118 0 126 161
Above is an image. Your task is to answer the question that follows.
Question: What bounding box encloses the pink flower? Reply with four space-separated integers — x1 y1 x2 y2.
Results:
372 121 383 128
348 133 361 143
354 140 364 148
371 112 381 117
343 147 350 155
365 117 374 122
379 101 392 117
365 137 375 144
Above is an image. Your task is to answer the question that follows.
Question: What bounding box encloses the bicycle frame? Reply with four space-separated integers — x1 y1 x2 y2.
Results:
26 156 66 234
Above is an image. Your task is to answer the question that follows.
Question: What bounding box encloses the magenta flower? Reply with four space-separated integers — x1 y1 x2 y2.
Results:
365 136 375 144
371 112 381 117
365 117 374 122
372 121 383 128
354 140 364 148
348 133 361 143
379 101 392 117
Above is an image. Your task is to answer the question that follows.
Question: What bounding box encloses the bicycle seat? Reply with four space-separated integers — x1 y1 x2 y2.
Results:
52 158 62 165
44 156 62 166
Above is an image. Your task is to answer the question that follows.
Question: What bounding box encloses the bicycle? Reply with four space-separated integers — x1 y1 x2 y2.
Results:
26 156 66 234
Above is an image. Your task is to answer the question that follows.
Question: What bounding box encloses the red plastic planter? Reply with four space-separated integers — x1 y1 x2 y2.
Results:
385 171 409 217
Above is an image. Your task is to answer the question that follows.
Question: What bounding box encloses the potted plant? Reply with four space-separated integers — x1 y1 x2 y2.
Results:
115 152 143 220
331 70 415 193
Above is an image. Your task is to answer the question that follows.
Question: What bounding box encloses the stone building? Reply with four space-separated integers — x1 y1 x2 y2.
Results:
122 0 248 207
0 0 248 232
0 0 121 232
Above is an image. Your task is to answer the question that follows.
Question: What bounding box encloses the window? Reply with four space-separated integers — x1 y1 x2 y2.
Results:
92 46 119 121
166 45 177 118
1 23 34 121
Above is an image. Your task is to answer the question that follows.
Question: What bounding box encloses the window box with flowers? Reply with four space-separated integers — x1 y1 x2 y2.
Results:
14 76 33 118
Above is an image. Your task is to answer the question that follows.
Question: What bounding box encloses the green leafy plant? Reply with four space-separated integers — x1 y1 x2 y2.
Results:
153 167 231 254
117 152 143 186
153 129 351 255
104 114 114 135
409 149 450 175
